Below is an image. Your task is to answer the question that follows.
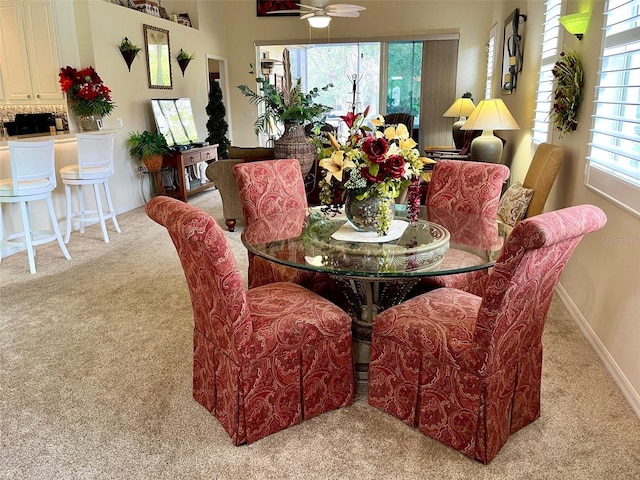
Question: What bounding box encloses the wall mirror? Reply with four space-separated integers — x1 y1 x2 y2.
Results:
144 24 172 89
501 8 527 95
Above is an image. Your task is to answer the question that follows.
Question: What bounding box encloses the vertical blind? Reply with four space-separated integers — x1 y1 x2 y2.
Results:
586 0 640 218
532 0 563 145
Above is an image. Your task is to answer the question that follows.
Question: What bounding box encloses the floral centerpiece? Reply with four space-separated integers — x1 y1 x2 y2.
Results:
59 66 115 118
318 107 428 235
550 50 584 138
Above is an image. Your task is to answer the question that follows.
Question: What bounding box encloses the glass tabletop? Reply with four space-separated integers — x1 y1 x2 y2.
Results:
241 205 511 279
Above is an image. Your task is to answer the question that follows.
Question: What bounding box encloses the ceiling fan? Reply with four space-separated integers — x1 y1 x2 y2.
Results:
271 3 366 28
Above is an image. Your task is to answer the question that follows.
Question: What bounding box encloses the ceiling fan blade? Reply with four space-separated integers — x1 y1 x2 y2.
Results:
326 4 367 12
298 3 322 11
327 10 361 17
300 12 316 19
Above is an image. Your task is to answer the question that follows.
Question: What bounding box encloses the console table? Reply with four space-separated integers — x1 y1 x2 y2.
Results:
162 144 218 202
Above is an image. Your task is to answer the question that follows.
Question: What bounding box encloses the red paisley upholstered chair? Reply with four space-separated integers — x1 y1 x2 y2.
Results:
426 159 510 217
233 158 330 294
368 204 607 463
146 196 355 445
417 159 510 296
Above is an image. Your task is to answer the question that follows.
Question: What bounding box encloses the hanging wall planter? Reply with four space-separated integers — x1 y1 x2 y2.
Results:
119 37 141 72
177 49 194 76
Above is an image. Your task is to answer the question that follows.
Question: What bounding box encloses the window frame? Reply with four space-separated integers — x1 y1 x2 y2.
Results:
585 0 640 219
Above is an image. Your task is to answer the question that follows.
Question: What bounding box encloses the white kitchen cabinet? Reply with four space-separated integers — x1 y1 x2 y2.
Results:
0 0 62 102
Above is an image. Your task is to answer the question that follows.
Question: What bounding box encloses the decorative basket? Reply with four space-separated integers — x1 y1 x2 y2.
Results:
274 123 316 178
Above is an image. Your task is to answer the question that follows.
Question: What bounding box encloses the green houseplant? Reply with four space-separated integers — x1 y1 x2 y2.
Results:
127 131 170 173
238 49 333 137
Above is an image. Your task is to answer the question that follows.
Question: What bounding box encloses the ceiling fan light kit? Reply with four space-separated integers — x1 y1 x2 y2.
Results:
307 14 332 28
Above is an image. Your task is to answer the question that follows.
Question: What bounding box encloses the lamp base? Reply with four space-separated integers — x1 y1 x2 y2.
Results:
452 119 466 149
470 130 503 163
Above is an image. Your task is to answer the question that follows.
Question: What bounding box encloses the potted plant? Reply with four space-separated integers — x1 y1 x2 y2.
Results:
176 49 195 76
238 50 333 137
119 37 141 72
127 130 170 173
238 49 333 176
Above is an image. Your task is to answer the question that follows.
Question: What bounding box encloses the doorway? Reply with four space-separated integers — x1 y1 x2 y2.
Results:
206 54 232 145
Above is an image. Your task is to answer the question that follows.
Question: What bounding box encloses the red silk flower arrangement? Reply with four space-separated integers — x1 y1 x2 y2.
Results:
59 66 115 118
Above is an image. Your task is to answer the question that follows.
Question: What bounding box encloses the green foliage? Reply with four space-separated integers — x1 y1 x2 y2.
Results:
205 81 231 159
119 37 140 53
551 50 584 138
177 49 195 61
126 131 170 161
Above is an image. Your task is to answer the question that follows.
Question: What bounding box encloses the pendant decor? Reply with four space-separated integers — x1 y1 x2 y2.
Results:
119 37 141 72
345 193 396 235
176 50 194 77
273 122 316 178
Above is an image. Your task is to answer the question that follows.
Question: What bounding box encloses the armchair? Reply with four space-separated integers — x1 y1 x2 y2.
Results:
205 146 275 231
368 204 607 463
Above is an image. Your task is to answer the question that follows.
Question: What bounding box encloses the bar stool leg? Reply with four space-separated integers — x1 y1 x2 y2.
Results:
93 183 109 243
64 183 73 243
103 182 121 233
46 196 71 261
78 185 86 234
19 201 36 274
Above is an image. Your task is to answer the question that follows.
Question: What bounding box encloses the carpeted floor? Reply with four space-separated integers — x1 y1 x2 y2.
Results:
1 189 639 479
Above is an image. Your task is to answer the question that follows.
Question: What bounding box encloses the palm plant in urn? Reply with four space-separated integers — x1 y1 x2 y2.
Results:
318 108 429 235
238 49 333 177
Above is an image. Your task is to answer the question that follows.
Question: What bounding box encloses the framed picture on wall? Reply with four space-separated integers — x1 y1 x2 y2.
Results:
256 0 300 17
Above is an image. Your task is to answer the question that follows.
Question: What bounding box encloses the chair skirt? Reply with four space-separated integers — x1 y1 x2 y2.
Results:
368 336 542 464
193 327 355 445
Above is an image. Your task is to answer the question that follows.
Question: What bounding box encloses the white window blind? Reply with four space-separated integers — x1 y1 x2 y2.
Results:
532 0 563 145
586 0 640 218
485 25 497 99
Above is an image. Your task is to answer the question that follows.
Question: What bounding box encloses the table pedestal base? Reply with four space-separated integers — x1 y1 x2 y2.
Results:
332 277 418 381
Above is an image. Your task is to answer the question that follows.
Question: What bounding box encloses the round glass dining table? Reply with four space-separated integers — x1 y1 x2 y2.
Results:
241 205 511 379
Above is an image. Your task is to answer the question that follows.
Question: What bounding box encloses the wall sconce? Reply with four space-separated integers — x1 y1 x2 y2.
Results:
307 15 332 28
501 8 527 95
559 11 591 40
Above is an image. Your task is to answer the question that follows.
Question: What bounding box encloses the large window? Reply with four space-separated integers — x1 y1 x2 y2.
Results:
532 0 563 145
586 0 640 218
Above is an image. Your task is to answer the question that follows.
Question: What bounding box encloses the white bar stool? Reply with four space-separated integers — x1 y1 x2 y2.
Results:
0 139 71 274
60 133 121 243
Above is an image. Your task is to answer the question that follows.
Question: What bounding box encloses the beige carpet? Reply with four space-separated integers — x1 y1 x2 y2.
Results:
1 189 639 479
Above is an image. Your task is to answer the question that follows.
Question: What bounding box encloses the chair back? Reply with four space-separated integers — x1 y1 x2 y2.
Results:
233 158 307 225
474 205 607 375
384 112 414 132
7 140 56 196
522 143 565 218
426 159 510 217
76 133 115 177
145 196 251 363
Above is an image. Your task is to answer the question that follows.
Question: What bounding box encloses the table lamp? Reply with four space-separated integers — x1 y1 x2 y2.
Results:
442 97 476 149
460 98 519 163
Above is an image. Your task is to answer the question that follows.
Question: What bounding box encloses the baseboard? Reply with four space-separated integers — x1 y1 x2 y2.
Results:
556 283 640 419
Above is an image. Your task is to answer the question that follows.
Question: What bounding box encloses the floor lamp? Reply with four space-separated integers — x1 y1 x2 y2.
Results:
461 99 519 163
442 97 476 149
